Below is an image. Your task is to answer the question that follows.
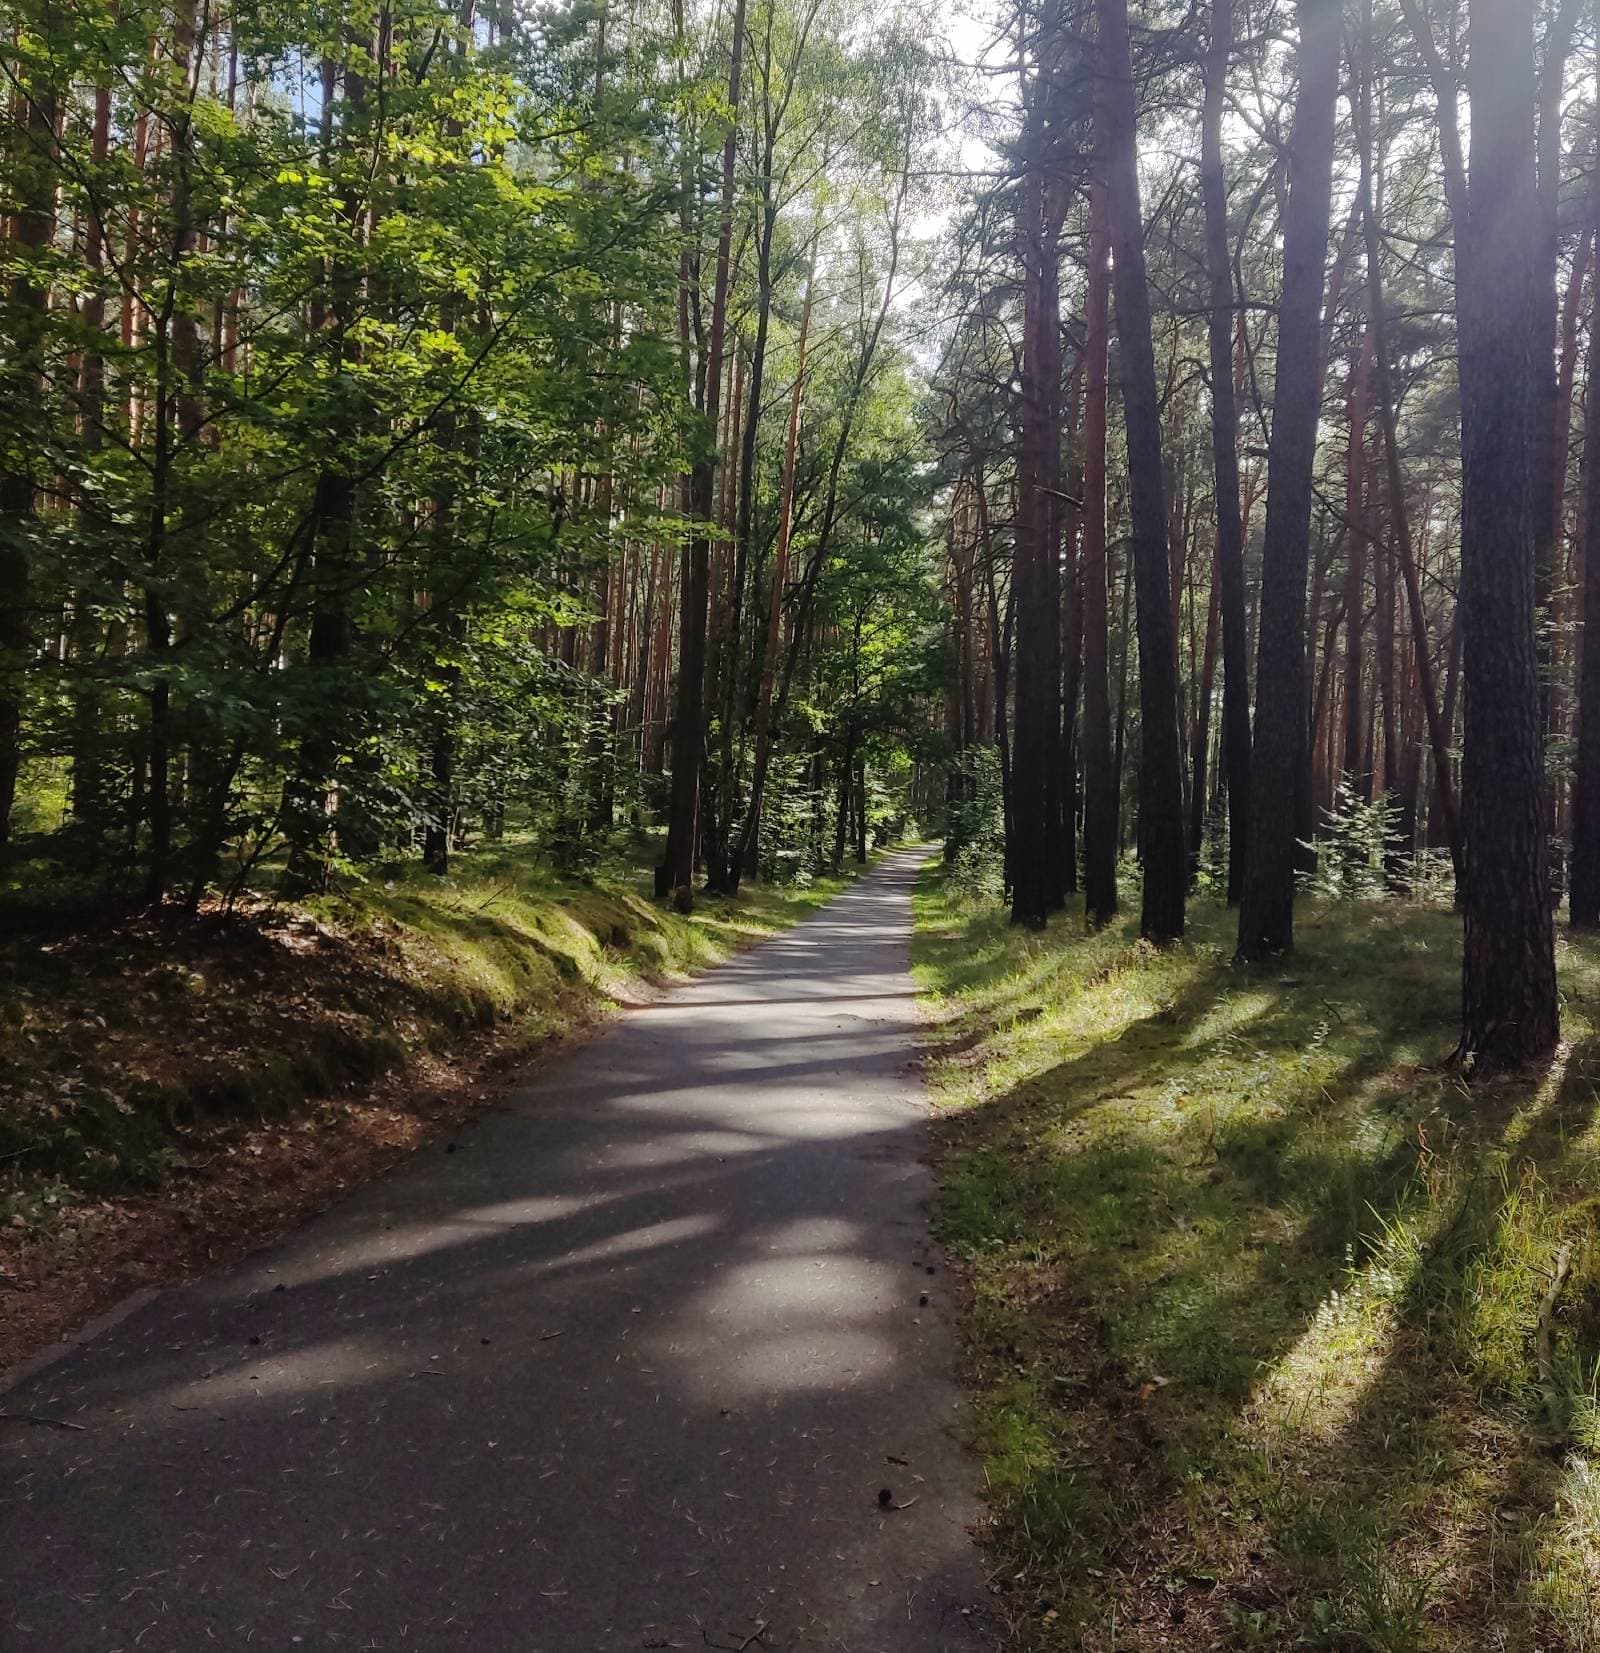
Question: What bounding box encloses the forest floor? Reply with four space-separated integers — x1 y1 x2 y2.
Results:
0 837 857 1376
914 869 1600 1652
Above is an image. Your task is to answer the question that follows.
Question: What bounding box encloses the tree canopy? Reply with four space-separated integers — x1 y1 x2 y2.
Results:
2 0 1592 1066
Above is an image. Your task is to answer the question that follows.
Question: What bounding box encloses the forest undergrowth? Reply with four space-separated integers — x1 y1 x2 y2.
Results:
915 867 1600 1652
0 839 856 1373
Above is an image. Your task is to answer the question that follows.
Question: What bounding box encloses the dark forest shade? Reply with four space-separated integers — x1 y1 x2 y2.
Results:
0 57 55 847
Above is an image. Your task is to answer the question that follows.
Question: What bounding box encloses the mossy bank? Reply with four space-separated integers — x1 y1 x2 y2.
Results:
0 841 857 1370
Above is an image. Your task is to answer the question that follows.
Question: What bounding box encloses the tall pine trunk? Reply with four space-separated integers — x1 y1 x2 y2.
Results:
1357 51 1460 870
1080 157 1117 926
1569 17 1600 928
1190 555 1221 875
1236 0 1340 959
282 36 375 894
1201 0 1251 904
1532 0 1581 773
1573 265 1600 921
661 0 747 911
1340 328 1370 791
1010 14 1067 928
1097 0 1185 942
1455 0 1559 1066
739 229 817 881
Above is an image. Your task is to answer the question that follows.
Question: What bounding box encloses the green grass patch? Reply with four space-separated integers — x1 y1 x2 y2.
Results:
914 871 1600 1651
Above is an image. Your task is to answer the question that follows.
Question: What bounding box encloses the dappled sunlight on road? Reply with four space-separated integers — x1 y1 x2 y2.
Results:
672 1250 903 1399
1 849 992 1653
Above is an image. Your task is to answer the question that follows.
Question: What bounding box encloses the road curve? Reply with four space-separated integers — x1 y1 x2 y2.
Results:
2 847 995 1651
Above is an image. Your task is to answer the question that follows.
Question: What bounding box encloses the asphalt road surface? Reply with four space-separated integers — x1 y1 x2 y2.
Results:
2 847 996 1651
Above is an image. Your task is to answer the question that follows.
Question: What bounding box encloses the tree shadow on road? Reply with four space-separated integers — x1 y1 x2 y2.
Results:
2 862 997 1652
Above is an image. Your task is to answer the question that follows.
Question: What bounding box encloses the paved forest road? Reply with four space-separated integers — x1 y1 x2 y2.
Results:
2 848 996 1652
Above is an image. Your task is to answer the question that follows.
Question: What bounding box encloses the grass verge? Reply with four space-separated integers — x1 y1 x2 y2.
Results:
0 839 858 1371
914 868 1600 1651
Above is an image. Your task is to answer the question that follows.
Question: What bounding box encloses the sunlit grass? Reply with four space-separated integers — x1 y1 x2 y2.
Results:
913 869 1600 1650
328 836 851 1031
